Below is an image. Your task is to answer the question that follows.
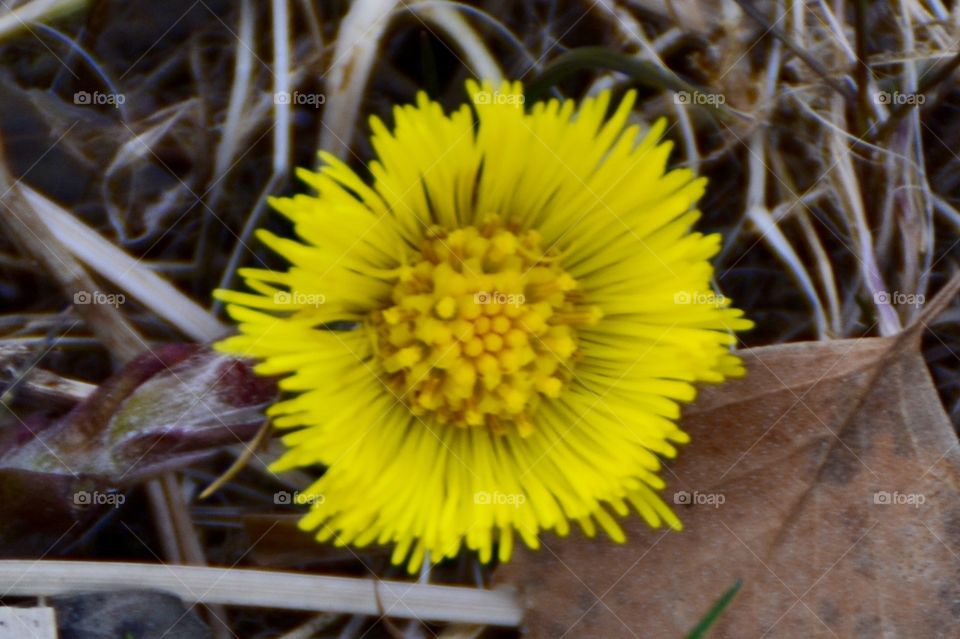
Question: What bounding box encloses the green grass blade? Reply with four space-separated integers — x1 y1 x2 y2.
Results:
685 579 742 639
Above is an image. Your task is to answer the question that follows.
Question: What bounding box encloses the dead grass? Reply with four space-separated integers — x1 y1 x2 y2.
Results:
0 0 959 636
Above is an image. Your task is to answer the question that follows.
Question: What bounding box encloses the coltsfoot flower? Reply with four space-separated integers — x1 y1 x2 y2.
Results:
215 80 752 572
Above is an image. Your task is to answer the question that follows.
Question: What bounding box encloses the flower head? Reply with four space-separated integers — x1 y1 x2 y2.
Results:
215 80 752 572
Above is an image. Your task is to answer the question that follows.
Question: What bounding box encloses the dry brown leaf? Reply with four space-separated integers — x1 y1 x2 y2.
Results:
496 333 960 638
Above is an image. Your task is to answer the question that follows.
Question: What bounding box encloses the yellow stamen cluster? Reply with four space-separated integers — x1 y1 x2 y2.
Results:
370 216 601 436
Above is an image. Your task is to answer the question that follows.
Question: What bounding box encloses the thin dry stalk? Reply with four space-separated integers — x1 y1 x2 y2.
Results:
20 186 227 342
0 144 142 363
0 560 525 627
320 0 402 159
0 0 87 42
160 474 233 639
408 0 502 81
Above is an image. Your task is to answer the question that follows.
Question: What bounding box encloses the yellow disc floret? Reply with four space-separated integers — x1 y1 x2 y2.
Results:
370 215 600 436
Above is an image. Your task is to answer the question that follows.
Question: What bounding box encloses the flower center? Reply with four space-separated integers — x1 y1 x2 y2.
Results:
370 216 601 436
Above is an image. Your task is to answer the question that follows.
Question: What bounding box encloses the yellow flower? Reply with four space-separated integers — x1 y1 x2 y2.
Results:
215 80 752 572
